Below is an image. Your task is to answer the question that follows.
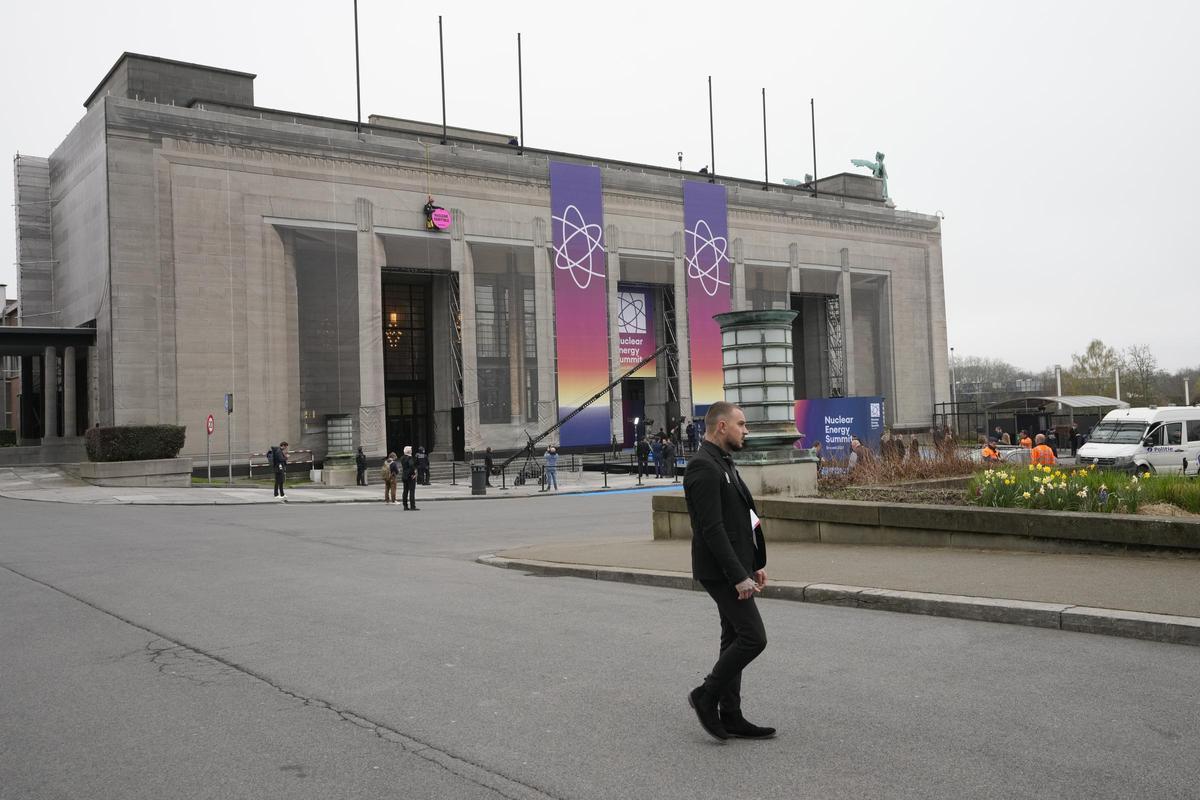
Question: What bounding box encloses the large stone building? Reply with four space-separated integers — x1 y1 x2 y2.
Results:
12 53 949 461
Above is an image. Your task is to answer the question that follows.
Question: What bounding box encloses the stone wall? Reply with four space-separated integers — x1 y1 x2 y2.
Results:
652 494 1200 557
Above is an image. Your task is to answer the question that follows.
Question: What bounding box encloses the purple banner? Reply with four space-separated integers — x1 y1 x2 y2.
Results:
617 288 656 378
683 181 732 414
551 162 611 447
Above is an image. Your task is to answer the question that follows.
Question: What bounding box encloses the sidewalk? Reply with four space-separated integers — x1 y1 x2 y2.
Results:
0 466 684 505
482 538 1200 646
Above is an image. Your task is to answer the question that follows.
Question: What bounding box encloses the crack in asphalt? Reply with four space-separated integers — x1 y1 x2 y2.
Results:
1 561 566 800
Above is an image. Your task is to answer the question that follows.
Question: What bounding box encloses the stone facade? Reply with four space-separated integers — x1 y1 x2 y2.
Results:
15 53 949 463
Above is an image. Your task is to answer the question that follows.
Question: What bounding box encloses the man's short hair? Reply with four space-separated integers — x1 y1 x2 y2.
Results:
1035 434 1046 444
280 441 288 447
704 401 738 429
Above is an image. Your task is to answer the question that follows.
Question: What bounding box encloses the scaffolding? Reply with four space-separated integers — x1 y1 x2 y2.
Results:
826 295 845 398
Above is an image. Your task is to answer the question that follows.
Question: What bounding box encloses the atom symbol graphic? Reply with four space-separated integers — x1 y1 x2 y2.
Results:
552 204 605 291
684 219 730 298
618 292 647 334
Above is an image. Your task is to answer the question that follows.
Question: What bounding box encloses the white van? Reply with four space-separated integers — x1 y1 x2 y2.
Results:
1077 407 1200 476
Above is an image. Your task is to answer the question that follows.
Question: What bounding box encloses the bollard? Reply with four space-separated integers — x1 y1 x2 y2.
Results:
603 452 608 488
501 467 507 490
673 459 679 483
451 461 456 485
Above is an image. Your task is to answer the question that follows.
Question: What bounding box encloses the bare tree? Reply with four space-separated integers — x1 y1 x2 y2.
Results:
1123 345 1160 405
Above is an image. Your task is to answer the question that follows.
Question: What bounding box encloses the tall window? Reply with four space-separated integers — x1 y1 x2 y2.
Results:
477 281 511 423
382 283 427 382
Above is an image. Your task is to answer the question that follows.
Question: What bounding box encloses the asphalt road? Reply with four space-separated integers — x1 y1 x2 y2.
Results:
1 492 1197 800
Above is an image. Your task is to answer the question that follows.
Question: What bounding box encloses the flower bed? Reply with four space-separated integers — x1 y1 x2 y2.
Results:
969 464 1151 513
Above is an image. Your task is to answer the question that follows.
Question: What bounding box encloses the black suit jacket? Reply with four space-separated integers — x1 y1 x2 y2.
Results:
684 441 766 584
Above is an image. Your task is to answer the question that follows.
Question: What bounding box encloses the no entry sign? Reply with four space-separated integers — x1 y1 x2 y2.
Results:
206 414 215 436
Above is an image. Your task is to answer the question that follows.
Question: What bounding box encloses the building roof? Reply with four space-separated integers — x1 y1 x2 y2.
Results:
987 395 1129 411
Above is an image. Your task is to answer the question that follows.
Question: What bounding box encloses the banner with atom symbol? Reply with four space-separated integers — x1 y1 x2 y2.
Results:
550 162 612 447
683 180 732 416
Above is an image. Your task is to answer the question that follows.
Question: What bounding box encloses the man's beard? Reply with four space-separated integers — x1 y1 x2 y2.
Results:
728 435 745 451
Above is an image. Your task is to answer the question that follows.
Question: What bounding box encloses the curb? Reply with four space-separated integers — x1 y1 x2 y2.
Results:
476 555 1200 648
0 483 684 507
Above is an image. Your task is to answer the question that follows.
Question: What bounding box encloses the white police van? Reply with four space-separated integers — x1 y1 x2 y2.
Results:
1077 407 1200 476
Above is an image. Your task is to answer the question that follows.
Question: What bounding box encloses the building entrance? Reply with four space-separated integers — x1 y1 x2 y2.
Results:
382 274 433 455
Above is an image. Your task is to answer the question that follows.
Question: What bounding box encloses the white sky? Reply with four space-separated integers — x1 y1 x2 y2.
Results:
3 0 1197 371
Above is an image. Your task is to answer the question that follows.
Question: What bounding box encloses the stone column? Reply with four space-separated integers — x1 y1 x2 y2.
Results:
788 243 800 303
356 198 386 457
732 238 748 311
63 346 76 437
42 346 57 440
605 225 623 441
531 218 555 432
672 231 693 418
451 213 482 451
88 345 100 432
839 248 857 396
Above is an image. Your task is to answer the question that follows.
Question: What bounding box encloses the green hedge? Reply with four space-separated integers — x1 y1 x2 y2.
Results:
85 425 187 462
0 429 15 447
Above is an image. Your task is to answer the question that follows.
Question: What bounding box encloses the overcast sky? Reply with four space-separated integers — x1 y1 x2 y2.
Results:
3 0 1197 372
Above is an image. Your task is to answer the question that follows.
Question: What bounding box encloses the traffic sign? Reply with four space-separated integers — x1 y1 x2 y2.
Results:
206 414 215 436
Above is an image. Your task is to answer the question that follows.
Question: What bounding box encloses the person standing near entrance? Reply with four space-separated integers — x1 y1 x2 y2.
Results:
401 446 419 510
267 441 289 499
683 401 774 742
636 437 650 478
416 446 430 485
651 437 664 478
355 446 368 486
543 445 559 491
483 447 495 487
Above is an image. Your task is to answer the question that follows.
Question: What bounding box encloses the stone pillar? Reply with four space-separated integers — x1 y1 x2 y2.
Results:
355 198 386 457
532 218 555 432
839 248 856 396
732 238 748 311
42 346 57 440
88 345 100 434
672 231 693 418
63 346 76 437
451 214 482 451
606 225 623 441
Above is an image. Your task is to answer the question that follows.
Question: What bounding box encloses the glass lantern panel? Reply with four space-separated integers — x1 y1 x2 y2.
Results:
764 366 788 382
765 347 789 363
737 330 763 345
767 385 790 401
743 405 765 422
737 347 763 364
723 331 737 347
723 349 737 365
767 404 791 421
739 366 764 383
740 386 765 403
763 329 786 343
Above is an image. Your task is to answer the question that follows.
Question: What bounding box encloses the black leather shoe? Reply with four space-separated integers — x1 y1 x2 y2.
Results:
719 710 776 739
688 687 728 741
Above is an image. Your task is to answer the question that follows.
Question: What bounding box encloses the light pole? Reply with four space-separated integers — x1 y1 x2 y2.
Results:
949 346 957 435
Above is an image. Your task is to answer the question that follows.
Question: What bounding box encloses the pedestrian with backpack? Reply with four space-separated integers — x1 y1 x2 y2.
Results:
382 453 397 504
266 442 288 499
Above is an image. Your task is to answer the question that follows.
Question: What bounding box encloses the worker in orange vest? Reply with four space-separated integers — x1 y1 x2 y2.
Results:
981 438 1002 463
1018 430 1033 449
1030 433 1056 466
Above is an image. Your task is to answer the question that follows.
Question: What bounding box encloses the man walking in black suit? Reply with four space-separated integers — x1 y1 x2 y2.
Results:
684 401 775 741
